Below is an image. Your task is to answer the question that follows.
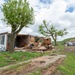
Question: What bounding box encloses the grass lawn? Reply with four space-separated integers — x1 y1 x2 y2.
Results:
58 52 75 75
0 51 42 67
0 50 52 67
55 45 75 75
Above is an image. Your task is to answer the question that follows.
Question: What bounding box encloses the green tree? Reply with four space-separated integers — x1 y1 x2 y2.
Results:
39 20 68 46
1 0 34 52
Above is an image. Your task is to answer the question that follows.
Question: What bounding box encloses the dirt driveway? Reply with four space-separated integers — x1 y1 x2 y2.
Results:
0 55 65 75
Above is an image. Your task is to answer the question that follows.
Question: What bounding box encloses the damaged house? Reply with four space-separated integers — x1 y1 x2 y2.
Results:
0 32 52 51
0 32 30 51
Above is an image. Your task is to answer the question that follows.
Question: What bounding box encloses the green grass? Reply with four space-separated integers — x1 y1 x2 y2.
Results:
49 45 75 75
0 51 41 67
58 52 75 75
0 50 53 67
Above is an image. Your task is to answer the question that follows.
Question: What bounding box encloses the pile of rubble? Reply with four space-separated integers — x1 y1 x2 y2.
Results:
15 36 54 52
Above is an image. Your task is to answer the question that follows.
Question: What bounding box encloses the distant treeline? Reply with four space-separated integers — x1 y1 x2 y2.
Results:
52 37 75 45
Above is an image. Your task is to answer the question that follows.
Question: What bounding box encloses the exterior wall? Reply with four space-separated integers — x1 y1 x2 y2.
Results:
30 36 35 42
0 34 7 51
24 35 30 45
15 35 30 47
29 36 35 44
42 38 51 46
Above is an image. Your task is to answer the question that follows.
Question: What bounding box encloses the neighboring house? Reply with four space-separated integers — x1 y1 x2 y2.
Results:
65 41 75 46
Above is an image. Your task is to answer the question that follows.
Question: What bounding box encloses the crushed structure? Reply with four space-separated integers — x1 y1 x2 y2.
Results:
0 32 53 51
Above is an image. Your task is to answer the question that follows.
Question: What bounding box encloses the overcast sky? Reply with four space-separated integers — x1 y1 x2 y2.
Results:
0 0 75 41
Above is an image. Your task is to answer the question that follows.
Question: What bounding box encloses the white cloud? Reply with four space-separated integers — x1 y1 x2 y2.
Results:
0 0 75 41
0 0 4 6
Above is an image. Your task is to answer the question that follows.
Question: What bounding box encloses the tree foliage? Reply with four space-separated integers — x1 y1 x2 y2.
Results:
39 20 68 46
2 0 34 34
1 0 34 52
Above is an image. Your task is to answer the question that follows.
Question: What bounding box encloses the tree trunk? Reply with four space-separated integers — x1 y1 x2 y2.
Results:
51 35 57 46
9 32 16 53
54 39 57 46
55 33 57 46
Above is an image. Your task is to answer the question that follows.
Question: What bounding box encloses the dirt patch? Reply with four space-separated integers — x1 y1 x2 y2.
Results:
64 46 75 52
41 58 64 75
53 70 62 75
0 55 65 75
